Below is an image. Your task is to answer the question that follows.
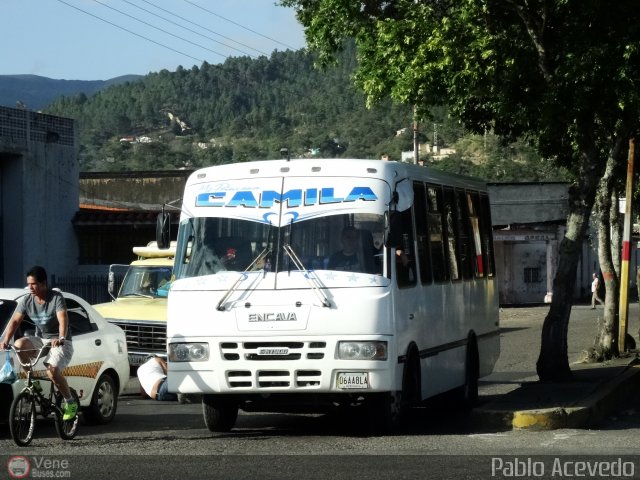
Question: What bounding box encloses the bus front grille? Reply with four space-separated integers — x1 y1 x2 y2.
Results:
220 341 327 362
226 370 322 389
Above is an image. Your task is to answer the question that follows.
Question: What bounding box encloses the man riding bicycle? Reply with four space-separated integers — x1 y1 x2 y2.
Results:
0 266 77 421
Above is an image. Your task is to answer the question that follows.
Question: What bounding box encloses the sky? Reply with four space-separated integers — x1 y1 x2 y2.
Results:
4 0 307 81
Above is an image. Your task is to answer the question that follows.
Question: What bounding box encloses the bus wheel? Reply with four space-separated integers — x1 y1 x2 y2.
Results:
457 341 479 410
403 348 421 405
365 392 403 434
202 395 238 432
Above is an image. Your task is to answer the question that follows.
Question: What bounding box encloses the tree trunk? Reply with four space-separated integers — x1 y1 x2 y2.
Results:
592 185 618 360
591 140 626 360
611 190 622 281
536 153 601 381
537 137 626 380
536 208 592 380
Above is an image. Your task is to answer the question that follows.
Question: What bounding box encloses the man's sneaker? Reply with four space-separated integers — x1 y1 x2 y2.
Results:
62 401 78 421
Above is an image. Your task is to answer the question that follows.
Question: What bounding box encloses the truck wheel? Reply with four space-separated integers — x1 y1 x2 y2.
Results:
202 395 238 432
85 373 118 424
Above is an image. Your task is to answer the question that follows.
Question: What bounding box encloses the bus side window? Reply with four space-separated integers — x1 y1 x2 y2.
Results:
392 208 417 288
455 189 474 280
427 184 448 282
479 193 496 277
413 181 432 284
443 187 460 281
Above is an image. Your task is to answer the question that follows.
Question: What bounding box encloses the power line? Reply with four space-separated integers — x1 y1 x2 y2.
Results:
55 0 307 98
182 0 298 51
121 0 261 58
55 0 206 64
90 0 229 60
135 0 271 57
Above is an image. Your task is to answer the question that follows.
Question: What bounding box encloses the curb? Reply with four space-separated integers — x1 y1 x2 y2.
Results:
472 363 640 431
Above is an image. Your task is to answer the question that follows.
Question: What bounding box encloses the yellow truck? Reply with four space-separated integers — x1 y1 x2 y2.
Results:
93 241 174 369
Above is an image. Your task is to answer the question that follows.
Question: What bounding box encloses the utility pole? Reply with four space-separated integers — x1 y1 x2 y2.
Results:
413 105 419 165
618 137 635 352
433 123 438 152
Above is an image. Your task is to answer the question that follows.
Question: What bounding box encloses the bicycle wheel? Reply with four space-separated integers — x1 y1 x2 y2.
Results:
54 388 80 440
10 389 36 447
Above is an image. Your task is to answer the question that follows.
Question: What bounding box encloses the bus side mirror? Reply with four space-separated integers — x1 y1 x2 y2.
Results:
107 270 116 299
156 212 171 249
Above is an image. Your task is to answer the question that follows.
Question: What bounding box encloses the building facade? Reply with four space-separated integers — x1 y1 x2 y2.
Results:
488 182 638 305
0 106 79 287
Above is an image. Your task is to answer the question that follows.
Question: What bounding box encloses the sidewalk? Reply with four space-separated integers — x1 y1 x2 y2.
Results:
472 353 640 431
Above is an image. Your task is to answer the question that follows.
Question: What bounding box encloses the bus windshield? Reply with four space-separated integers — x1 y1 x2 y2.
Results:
174 213 385 279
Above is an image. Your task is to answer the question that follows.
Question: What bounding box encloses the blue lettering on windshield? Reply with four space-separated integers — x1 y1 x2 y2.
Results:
196 186 378 208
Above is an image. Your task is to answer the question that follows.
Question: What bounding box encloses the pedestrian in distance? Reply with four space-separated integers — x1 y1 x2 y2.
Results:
591 272 604 309
0 266 78 420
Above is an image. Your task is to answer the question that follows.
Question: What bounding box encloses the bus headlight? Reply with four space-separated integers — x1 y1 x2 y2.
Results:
168 343 209 362
337 341 387 360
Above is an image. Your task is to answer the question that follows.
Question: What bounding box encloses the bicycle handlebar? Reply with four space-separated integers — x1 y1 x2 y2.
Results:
2 344 51 368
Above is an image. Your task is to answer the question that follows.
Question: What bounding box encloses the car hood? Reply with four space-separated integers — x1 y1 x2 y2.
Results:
93 298 167 322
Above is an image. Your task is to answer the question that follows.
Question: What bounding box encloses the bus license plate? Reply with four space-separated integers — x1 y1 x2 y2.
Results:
337 372 369 389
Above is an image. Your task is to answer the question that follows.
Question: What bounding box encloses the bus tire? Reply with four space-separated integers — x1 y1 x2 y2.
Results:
403 346 421 406
365 392 403 434
202 395 238 432
458 339 479 410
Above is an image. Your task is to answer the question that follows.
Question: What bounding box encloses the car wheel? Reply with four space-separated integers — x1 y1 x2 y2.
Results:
85 373 118 425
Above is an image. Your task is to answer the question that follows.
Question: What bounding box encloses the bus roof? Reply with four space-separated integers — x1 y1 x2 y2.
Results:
185 158 488 192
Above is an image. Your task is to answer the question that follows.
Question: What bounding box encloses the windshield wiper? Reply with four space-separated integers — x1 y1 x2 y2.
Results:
216 247 271 311
283 244 331 308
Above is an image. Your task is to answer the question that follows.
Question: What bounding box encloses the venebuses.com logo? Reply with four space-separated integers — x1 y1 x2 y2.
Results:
6 455 71 478
7 456 30 479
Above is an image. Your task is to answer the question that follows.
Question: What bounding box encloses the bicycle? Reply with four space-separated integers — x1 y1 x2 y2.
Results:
4 343 80 446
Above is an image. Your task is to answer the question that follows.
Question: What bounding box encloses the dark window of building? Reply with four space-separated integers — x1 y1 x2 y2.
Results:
524 267 541 283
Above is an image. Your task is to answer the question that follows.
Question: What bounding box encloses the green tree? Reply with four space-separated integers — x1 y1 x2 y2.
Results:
281 0 640 380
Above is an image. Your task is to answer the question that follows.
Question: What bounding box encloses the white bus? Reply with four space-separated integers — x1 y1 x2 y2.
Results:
160 158 500 432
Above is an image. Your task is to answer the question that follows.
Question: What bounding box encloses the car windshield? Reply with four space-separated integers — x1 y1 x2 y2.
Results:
174 213 385 279
119 266 173 298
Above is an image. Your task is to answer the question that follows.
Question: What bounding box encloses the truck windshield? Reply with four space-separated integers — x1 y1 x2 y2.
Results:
119 266 173 298
174 213 385 279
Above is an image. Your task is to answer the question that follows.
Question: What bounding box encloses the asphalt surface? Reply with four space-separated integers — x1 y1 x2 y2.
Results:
121 302 640 432
473 302 640 430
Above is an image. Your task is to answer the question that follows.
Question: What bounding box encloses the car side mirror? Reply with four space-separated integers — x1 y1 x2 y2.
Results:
107 271 116 299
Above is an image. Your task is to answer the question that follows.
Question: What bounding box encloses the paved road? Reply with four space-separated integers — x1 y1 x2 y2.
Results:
1 303 639 479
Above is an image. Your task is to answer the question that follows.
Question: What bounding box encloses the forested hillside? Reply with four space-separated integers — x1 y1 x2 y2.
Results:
0 74 141 111
45 44 567 181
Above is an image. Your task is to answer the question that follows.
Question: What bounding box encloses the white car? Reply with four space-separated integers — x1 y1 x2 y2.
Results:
0 289 130 424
